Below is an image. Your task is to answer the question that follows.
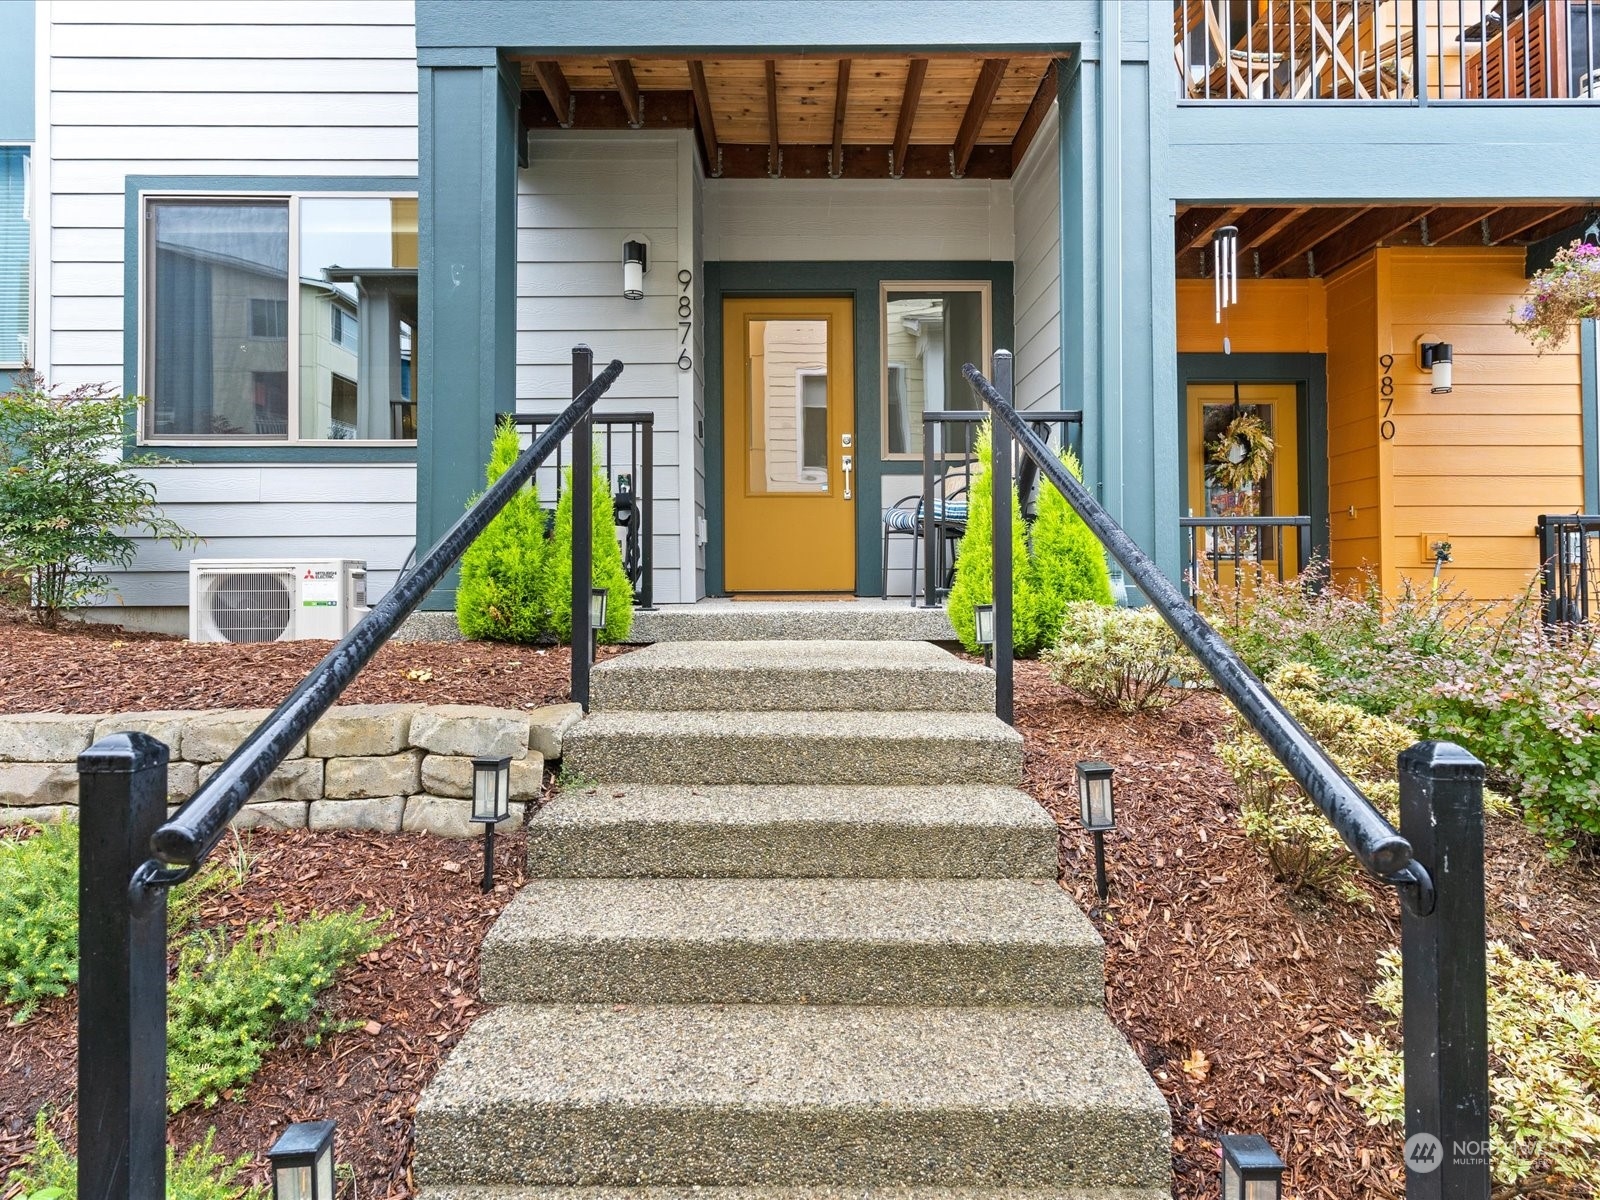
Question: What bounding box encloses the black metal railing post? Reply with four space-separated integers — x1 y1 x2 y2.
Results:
1399 742 1490 1200
639 421 654 610
922 420 939 608
571 345 595 709
990 350 1015 725
78 732 171 1200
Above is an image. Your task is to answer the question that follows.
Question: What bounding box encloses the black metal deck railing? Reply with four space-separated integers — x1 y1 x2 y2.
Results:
76 347 623 1200
1538 513 1600 625
1180 514 1312 598
963 351 1489 1200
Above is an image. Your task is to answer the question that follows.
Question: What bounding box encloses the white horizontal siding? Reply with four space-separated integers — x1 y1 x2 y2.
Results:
43 1 422 615
1012 104 1062 412
704 178 1014 262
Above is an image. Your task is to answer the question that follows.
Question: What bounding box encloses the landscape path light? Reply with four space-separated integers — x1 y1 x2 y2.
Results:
472 754 511 893
590 586 609 663
1219 1132 1285 1200
268 1119 335 1200
973 602 995 667
1076 759 1115 905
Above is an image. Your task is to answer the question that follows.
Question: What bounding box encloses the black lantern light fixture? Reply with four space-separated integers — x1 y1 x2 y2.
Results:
471 754 511 893
590 586 609 663
622 239 648 300
974 603 995 667
1076 759 1115 905
1417 335 1453 394
268 1120 335 1200
1219 1133 1286 1200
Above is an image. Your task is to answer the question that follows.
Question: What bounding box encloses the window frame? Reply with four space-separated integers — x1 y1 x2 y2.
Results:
135 186 419 449
0 143 31 371
878 280 992 461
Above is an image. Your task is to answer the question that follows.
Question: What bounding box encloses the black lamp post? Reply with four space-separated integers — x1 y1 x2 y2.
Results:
267 1120 335 1200
471 754 511 893
589 586 609 664
1219 1133 1286 1200
974 603 995 667
1076 759 1115 905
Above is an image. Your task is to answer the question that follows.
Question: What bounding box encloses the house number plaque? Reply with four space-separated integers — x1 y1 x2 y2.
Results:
678 268 694 371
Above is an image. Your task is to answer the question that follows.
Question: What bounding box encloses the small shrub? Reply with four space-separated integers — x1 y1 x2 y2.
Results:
1217 665 1415 902
0 824 78 1021
0 379 196 625
6 1112 265 1200
1046 603 1203 711
1027 452 1114 637
457 421 548 643
1336 943 1600 1192
167 907 387 1110
540 454 635 646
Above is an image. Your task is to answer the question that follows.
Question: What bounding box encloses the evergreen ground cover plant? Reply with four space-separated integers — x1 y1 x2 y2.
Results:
7 1116 265 1200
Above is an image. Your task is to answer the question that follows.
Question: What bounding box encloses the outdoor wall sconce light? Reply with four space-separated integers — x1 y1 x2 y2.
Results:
590 587 609 664
1219 1132 1286 1200
1417 335 1453 394
268 1119 335 1200
1076 759 1115 904
973 603 995 667
622 239 648 300
471 754 512 892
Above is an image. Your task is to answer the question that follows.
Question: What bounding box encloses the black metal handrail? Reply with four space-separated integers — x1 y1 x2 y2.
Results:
146 355 623 876
1537 513 1600 626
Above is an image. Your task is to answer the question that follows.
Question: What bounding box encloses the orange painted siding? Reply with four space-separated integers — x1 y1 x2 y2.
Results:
1176 279 1327 354
1324 258 1385 588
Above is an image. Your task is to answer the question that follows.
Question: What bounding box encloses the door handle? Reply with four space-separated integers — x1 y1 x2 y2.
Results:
841 454 853 500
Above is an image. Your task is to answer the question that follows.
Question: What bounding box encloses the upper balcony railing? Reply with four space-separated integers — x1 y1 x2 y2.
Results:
1176 0 1600 102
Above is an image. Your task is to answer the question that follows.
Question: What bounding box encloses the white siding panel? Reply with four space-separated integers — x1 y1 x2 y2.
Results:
130 536 412 574
51 227 123 262
52 57 418 94
53 126 418 161
50 262 125 296
1012 104 1062 412
56 1 414 25
52 92 418 128
51 296 123 329
51 22 416 59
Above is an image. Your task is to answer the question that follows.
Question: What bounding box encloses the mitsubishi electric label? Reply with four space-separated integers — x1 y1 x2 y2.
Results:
302 569 340 607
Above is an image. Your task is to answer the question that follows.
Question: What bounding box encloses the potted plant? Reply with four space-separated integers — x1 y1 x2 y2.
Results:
1509 238 1600 353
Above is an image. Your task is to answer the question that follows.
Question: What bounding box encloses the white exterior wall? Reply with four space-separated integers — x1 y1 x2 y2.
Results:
1013 104 1061 413
37 0 419 617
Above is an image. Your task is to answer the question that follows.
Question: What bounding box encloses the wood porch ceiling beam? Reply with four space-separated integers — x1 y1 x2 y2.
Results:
688 60 719 174
952 58 1008 177
1175 205 1247 255
1484 206 1579 244
830 59 851 178
1230 207 1308 253
1308 205 1435 277
713 143 1010 179
765 59 781 173
892 58 928 179
1009 59 1059 171
1510 206 1592 245
1423 206 1501 244
606 58 643 128
530 60 573 127
1257 206 1371 276
521 89 695 133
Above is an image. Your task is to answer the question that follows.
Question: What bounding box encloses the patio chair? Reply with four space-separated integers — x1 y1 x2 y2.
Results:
881 468 973 603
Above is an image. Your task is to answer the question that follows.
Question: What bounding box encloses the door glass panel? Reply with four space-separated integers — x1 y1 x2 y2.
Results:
745 317 829 495
883 288 986 457
1201 401 1276 561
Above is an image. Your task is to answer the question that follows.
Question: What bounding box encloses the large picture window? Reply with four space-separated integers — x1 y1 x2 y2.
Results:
142 192 418 443
880 282 991 458
0 147 30 369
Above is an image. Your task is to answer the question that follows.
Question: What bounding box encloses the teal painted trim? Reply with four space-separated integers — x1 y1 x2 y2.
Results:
0 367 22 394
1582 319 1598 514
0 1 33 141
120 174 420 457
418 46 501 67
1175 354 1331 567
704 260 1014 597
415 57 520 611
416 1 1095 52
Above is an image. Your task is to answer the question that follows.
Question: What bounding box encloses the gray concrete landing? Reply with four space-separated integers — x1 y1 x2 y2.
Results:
629 599 956 643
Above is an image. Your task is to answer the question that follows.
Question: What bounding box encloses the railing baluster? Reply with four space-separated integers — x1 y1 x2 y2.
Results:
990 350 1015 725
640 419 654 611
571 346 594 709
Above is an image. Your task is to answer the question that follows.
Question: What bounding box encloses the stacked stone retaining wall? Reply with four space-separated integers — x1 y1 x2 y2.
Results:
0 702 584 838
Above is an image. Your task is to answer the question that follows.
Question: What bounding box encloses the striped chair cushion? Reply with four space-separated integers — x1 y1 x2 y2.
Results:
883 499 969 533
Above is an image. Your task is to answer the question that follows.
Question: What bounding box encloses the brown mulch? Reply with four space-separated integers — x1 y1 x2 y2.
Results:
0 612 633 714
1012 659 1600 1200
0 826 532 1199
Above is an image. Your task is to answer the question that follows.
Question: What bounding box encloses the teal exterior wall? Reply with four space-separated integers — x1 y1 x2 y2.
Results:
412 0 1600 599
0 0 33 143
1583 320 1598 515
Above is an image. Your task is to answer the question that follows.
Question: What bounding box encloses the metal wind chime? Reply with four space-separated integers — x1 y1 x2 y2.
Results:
1212 224 1239 354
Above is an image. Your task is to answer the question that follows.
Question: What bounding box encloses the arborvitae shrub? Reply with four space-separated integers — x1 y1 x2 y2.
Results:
539 453 635 645
456 422 548 643
1028 448 1114 636
947 425 1043 654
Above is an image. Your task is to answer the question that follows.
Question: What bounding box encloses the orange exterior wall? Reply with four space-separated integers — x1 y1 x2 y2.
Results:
1325 258 1386 589
1176 279 1327 354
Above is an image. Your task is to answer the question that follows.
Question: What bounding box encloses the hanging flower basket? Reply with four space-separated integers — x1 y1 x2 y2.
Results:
1509 239 1600 353
1207 412 1275 491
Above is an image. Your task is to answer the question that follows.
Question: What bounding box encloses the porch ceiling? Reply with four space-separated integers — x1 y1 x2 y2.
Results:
1174 203 1598 279
514 54 1064 179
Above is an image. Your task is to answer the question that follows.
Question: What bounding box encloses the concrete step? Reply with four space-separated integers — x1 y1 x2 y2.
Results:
420 1188 1170 1200
591 641 992 713
413 1004 1170 1189
630 600 956 643
562 711 1022 786
526 785 1057 879
480 878 1102 1006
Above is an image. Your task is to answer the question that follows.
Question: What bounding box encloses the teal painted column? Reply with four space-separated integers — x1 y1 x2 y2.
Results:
1583 319 1598 514
416 52 520 610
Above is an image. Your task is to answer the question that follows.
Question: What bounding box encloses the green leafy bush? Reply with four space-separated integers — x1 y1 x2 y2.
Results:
1046 603 1203 711
7 1113 265 1200
457 421 549 642
0 824 78 1021
0 379 196 625
167 907 387 1111
948 426 1111 656
1336 943 1600 1192
1410 617 1600 853
1216 664 1415 902
539 455 635 646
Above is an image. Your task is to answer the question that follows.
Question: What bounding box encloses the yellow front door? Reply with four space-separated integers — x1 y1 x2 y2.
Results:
1185 382 1301 592
723 296 856 592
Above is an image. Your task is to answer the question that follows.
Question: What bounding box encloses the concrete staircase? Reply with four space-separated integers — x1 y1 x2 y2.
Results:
414 639 1170 1199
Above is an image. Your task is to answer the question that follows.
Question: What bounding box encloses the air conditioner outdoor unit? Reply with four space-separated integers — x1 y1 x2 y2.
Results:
189 558 369 644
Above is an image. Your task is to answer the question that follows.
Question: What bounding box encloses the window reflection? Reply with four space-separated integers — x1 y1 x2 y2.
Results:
745 318 829 495
883 288 986 457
